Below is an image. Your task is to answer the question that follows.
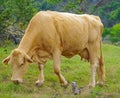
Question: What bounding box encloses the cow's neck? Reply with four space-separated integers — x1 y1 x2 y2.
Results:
18 33 35 55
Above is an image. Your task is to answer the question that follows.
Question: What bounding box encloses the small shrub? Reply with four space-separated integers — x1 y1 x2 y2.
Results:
110 23 120 42
103 27 111 37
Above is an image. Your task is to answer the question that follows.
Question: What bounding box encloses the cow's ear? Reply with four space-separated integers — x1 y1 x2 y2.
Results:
2 56 10 65
25 54 33 63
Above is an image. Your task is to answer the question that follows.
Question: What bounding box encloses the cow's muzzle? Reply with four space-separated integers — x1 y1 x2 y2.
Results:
11 78 23 84
12 80 20 84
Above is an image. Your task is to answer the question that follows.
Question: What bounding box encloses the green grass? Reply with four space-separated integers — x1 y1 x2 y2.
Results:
0 44 120 98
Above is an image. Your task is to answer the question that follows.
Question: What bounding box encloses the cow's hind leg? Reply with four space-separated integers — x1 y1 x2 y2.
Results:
97 57 105 86
35 63 44 86
53 49 68 86
88 43 99 87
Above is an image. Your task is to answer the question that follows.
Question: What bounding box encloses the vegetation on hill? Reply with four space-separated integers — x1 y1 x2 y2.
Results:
0 0 120 45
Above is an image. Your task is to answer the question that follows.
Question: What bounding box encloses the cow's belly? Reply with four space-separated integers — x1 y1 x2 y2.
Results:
62 41 87 58
61 31 88 58
62 50 80 58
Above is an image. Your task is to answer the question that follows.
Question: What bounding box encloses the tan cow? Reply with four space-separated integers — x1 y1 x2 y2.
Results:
2 11 105 87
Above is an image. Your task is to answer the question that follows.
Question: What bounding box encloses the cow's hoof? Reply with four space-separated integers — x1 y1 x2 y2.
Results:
35 82 43 87
89 85 95 88
88 83 95 88
12 79 25 85
96 83 103 87
13 80 20 85
96 82 103 87
61 83 69 88
35 80 44 87
96 81 104 87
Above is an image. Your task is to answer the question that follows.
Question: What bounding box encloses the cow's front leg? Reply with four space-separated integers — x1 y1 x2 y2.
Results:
35 63 44 86
53 50 68 86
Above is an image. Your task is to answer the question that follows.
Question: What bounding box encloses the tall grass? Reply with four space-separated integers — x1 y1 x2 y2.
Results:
0 44 120 97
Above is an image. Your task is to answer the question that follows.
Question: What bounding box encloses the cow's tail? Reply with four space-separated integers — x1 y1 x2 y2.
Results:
99 39 105 82
99 40 104 69
98 22 105 82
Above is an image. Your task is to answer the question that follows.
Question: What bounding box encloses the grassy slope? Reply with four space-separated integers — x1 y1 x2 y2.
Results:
0 44 120 98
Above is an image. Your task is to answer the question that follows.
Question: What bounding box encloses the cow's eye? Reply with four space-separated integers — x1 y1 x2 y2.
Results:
19 58 25 67
19 63 24 67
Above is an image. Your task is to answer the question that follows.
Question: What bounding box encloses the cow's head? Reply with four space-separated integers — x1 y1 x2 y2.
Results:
2 49 33 84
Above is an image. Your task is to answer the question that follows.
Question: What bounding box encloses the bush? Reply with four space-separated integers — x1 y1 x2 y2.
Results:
110 23 120 42
103 27 111 37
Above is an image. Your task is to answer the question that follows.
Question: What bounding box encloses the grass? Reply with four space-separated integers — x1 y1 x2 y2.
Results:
0 43 120 98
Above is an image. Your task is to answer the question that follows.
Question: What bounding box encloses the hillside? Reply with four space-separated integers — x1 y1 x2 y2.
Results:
0 0 120 45
0 44 120 97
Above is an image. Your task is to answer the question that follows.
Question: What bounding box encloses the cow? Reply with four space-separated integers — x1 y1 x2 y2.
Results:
2 11 105 87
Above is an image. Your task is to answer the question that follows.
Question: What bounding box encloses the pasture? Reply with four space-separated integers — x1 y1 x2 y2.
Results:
0 43 120 98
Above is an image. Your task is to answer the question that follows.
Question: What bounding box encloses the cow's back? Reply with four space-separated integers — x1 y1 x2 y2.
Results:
46 11 103 57
23 11 103 58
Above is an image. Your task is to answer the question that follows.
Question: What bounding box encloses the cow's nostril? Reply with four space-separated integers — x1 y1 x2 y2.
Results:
12 80 20 84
